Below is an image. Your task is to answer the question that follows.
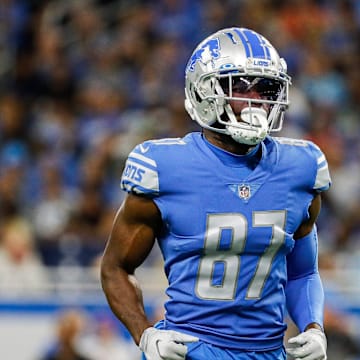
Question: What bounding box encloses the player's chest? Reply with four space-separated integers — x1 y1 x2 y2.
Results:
165 173 311 244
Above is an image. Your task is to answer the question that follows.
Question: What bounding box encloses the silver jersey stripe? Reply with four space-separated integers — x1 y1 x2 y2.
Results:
122 160 159 192
129 151 157 167
314 164 331 190
317 154 326 165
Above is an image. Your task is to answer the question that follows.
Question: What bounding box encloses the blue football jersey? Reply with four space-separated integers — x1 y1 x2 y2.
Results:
120 132 331 351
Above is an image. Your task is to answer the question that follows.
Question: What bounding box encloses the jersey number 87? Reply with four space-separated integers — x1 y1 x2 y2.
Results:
195 211 286 300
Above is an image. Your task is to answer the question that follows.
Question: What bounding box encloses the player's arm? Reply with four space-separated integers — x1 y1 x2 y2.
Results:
100 193 161 344
286 193 323 331
285 194 327 360
100 193 198 360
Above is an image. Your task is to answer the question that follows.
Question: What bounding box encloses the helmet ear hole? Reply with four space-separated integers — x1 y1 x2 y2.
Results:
194 90 202 103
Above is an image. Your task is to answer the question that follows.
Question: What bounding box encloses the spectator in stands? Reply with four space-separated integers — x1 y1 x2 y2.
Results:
40 309 91 360
0 217 49 296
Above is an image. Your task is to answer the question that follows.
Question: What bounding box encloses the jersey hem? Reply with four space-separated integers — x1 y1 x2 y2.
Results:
164 321 285 351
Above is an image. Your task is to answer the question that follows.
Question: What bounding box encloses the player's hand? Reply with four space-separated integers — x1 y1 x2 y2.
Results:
286 328 327 360
139 327 199 360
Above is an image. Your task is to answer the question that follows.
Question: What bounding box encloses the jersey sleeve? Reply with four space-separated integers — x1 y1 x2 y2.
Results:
120 142 160 197
308 142 331 192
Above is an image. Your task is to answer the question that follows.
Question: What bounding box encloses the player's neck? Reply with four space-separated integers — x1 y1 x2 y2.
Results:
203 129 256 155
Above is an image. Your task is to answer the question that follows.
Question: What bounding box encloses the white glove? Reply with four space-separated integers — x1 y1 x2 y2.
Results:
286 328 327 360
139 327 199 360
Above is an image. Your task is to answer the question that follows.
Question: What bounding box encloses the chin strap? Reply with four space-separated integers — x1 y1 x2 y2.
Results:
225 106 268 145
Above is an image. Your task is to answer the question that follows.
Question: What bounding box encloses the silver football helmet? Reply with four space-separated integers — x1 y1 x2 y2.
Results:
185 27 291 145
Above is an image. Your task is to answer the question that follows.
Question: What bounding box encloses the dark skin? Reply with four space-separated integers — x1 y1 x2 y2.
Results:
100 194 161 345
100 130 323 346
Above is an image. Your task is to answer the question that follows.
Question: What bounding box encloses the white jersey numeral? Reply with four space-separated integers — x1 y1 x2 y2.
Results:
195 211 286 300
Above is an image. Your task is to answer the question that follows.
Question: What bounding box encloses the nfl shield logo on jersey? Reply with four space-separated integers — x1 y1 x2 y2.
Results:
238 184 251 200
229 183 258 202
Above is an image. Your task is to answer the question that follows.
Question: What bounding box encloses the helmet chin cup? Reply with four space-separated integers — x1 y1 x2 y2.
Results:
226 107 268 145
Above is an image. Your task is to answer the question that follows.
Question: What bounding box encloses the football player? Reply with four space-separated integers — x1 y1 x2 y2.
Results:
101 27 330 360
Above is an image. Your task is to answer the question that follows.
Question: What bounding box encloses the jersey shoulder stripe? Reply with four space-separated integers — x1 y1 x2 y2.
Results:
120 137 188 196
121 144 159 195
312 144 331 192
273 137 331 192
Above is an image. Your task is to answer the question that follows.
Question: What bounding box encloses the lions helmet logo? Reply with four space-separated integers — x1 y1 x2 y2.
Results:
186 38 220 72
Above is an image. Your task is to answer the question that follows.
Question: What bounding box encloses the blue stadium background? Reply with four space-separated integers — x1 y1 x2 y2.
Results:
0 1 359 359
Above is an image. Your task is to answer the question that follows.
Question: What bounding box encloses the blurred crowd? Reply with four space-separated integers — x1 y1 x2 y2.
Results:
0 0 360 359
